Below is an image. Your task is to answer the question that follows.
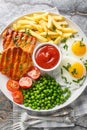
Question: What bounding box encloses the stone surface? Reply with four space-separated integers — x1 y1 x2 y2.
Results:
0 0 87 130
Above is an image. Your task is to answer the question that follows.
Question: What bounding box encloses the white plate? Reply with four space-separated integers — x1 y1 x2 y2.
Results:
0 12 87 115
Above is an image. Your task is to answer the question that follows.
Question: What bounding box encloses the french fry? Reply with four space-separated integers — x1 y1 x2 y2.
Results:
61 27 77 33
62 33 73 38
29 30 48 42
57 21 68 26
17 20 36 25
39 20 48 32
47 15 53 29
24 16 34 21
54 36 62 44
40 31 59 36
12 12 77 44
53 15 65 21
56 29 62 35
52 20 63 30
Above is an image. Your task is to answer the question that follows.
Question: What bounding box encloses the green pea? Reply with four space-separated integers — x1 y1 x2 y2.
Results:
22 74 71 110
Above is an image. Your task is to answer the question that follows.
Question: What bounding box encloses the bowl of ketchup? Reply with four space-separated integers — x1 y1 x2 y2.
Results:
32 42 61 72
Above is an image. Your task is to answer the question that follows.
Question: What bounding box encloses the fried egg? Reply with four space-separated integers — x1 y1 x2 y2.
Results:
53 56 86 90
59 38 87 66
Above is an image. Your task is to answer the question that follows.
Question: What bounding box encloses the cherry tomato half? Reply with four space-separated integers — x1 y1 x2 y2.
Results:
19 77 32 88
6 79 20 92
27 66 41 80
12 90 23 104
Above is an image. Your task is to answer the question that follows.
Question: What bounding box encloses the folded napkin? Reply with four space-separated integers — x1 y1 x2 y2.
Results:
12 7 87 129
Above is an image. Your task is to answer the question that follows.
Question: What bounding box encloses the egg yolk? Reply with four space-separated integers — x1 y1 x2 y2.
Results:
71 41 86 56
69 62 85 78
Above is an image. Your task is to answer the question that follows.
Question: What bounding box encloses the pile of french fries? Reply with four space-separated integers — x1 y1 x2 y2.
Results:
13 12 77 44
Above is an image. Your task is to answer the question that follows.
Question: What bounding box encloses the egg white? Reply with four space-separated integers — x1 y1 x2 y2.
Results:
59 37 87 66
53 56 86 90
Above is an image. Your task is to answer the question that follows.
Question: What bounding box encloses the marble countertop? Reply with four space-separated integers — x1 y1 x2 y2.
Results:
0 0 87 130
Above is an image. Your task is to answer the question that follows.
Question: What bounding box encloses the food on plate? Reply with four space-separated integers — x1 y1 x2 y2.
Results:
22 74 71 110
0 11 87 111
71 39 86 56
19 76 32 88
0 47 32 80
57 56 86 87
12 12 77 44
33 43 61 71
2 28 37 54
27 66 41 80
6 79 20 92
12 90 24 104
35 44 60 69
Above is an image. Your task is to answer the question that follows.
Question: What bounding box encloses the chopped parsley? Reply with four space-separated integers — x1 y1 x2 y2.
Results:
62 76 71 84
73 76 86 84
70 34 75 38
71 68 77 75
52 25 56 32
84 60 87 70
25 28 31 35
61 68 63 75
45 32 48 38
63 63 71 71
23 41 28 47
13 36 18 43
19 64 23 70
61 38 67 43
63 43 68 50
79 38 85 47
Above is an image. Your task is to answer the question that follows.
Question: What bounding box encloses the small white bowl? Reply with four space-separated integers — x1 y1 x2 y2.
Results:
32 42 62 72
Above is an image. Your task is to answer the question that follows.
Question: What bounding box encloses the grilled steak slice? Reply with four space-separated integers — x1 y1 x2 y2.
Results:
0 47 32 80
2 28 37 54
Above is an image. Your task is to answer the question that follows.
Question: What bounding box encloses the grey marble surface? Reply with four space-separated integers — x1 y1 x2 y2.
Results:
0 0 87 130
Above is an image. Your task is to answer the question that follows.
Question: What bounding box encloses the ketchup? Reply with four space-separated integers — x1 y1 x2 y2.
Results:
35 44 60 69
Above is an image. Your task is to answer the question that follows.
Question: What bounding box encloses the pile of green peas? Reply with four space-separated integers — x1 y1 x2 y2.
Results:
22 74 71 110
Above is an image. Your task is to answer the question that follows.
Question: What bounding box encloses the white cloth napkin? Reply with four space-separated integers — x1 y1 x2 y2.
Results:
12 7 87 129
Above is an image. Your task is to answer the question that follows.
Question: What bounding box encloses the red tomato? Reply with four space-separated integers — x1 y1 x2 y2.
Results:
27 66 41 80
19 77 32 88
12 90 23 104
6 79 20 92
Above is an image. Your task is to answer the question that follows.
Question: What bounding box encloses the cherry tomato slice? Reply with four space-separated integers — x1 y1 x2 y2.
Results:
27 66 41 80
19 77 32 88
6 79 20 92
12 90 23 104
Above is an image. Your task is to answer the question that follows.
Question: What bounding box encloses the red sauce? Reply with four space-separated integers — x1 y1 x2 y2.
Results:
35 44 60 69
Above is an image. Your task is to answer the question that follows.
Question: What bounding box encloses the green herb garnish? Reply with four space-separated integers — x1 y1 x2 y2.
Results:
70 34 75 38
52 25 56 32
63 63 71 71
62 76 71 84
45 32 48 38
19 64 23 70
13 36 18 43
80 38 85 47
61 68 63 75
61 38 67 43
63 43 68 50
73 76 86 83
71 68 77 75
84 60 87 71
25 28 31 35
